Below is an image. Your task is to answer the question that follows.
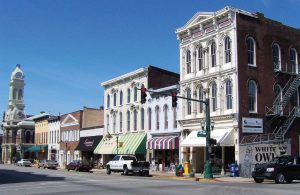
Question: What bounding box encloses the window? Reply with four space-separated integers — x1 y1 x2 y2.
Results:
274 84 282 100
225 36 231 63
273 43 281 70
18 89 23 100
248 80 257 112
247 37 255 65
290 48 298 73
198 86 204 113
120 91 123 105
211 83 217 112
127 88 131 103
198 46 204 71
141 108 144 130
107 94 110 108
148 108 152 131
25 131 31 143
119 112 123 132
164 105 168 129
211 42 216 67
173 108 177 128
127 111 130 132
226 80 232 110
113 113 116 133
186 88 192 115
134 109 137 131
106 114 109 132
13 88 17 100
134 87 138 102
186 50 191 74
155 106 160 130
113 93 117 106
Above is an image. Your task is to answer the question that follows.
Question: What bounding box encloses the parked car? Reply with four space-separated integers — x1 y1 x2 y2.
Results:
38 160 59 169
66 160 92 172
17 159 31 167
252 155 300 184
106 155 150 176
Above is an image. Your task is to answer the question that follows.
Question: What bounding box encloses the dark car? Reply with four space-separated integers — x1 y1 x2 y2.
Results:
38 160 59 169
66 160 92 172
252 155 300 184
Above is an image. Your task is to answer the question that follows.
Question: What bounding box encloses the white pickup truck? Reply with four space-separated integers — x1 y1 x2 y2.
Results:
106 155 150 176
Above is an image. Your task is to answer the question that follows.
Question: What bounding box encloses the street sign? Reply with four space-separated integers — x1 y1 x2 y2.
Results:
197 131 206 137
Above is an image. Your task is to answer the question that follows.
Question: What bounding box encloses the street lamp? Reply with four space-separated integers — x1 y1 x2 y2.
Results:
204 98 214 179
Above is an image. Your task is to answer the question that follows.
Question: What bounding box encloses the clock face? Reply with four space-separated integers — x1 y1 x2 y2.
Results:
15 72 22 79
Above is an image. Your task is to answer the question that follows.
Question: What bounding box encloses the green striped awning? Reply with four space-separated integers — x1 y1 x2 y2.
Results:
112 133 146 155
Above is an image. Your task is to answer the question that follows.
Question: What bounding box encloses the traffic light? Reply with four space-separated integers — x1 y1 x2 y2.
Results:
171 91 178 108
141 87 147 104
209 138 217 146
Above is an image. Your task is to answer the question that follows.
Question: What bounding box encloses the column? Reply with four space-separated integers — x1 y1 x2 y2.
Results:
221 146 225 176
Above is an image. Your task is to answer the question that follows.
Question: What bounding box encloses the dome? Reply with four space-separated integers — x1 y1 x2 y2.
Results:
11 64 24 80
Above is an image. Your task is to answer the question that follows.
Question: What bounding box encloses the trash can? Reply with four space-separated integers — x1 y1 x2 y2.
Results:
184 162 190 174
175 165 179 176
229 164 239 177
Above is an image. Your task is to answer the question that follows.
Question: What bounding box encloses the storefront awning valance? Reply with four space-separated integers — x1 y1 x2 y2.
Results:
112 133 146 155
181 129 234 147
94 136 117 154
26 145 48 152
75 136 102 151
147 136 179 150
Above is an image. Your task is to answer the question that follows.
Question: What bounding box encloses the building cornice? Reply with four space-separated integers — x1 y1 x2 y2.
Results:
180 113 237 126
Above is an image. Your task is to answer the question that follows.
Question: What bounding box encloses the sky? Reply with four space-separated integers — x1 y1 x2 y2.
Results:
0 0 300 121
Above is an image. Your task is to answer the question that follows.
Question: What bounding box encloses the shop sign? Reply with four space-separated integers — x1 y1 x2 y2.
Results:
84 139 94 147
197 130 206 137
242 117 263 133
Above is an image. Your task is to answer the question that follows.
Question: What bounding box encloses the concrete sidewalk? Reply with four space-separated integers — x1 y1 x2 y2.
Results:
90 168 254 183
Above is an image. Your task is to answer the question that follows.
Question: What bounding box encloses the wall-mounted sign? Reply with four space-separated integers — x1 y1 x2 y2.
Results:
242 117 263 133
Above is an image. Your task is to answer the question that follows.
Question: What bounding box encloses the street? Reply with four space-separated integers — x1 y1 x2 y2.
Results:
0 164 300 195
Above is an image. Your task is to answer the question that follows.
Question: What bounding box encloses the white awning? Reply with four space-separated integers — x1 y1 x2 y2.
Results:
181 129 234 147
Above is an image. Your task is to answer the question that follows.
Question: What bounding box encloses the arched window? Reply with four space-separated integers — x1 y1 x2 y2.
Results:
119 112 123 132
113 113 116 133
148 108 152 131
163 105 168 129
186 50 191 74
127 111 130 132
225 36 231 63
133 110 137 131
13 88 17 100
106 114 110 132
211 42 216 67
155 106 160 130
186 88 192 115
141 108 144 130
274 84 282 113
120 91 123 105
113 93 117 107
198 86 204 113
198 46 204 71
247 37 256 65
107 94 110 108
173 107 177 128
248 80 257 112
290 48 298 73
127 88 131 103
226 80 232 110
134 87 138 102
25 131 31 143
211 82 217 112
273 43 281 70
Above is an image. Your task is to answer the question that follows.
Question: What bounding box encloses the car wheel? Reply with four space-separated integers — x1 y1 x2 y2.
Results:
254 178 264 183
67 168 70 171
275 173 285 184
106 166 111 175
123 166 129 176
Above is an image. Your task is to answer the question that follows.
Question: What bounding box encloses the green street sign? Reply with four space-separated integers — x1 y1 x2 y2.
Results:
197 131 206 137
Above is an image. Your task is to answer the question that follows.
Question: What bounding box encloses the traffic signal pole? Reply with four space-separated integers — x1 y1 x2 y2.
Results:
139 87 213 179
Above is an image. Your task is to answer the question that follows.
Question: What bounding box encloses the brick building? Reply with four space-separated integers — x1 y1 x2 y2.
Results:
176 6 300 176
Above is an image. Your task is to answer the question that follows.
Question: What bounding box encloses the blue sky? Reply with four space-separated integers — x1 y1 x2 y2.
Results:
0 0 300 118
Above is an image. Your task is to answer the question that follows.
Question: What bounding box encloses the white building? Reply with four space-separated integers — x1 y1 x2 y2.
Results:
94 65 180 165
146 85 181 171
48 116 60 161
176 7 237 174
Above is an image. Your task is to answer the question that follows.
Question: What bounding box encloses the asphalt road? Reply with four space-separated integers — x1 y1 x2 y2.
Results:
0 164 300 195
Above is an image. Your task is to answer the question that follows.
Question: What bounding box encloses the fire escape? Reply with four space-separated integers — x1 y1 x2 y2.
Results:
240 66 300 145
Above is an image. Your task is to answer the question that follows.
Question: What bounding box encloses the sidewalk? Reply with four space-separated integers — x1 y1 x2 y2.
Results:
90 168 253 183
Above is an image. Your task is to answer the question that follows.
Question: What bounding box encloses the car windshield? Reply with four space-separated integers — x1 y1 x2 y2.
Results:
122 156 136 161
22 159 30 161
269 156 290 165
